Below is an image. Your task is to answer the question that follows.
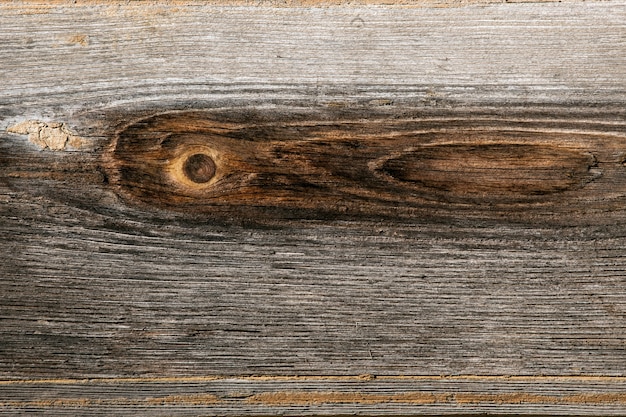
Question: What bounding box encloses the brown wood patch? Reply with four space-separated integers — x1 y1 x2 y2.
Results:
105 111 625 223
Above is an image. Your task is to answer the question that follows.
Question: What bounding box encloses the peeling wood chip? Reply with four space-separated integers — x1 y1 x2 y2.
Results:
7 120 87 151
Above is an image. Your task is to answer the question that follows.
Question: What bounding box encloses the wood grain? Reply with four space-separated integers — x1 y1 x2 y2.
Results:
1 1 626 415
3 376 626 415
106 110 623 224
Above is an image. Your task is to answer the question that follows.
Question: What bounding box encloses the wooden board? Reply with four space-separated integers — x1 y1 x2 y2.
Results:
1 1 626 415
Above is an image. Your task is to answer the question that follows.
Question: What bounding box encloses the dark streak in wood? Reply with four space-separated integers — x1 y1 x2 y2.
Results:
105 110 626 224
380 143 598 198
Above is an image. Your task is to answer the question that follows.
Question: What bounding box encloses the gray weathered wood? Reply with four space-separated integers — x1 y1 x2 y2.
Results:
1 1 626 415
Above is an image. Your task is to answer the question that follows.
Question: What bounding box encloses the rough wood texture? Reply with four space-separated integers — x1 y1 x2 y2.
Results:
1 1 626 415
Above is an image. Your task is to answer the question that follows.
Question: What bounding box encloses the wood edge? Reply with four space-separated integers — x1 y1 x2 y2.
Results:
3 376 626 408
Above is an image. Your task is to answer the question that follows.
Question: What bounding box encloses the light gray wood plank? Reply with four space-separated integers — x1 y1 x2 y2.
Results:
1 1 625 123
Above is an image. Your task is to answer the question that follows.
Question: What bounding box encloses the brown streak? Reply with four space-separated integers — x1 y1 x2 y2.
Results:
246 391 626 406
103 110 625 223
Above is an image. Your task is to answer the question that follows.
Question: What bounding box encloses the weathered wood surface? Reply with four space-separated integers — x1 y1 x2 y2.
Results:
2 1 626 415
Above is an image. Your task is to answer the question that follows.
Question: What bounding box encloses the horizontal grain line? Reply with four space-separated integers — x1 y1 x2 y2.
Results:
3 375 626 385
3 391 626 408
246 391 626 406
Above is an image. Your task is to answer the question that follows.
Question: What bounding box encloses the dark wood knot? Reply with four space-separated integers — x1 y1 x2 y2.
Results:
183 153 216 184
